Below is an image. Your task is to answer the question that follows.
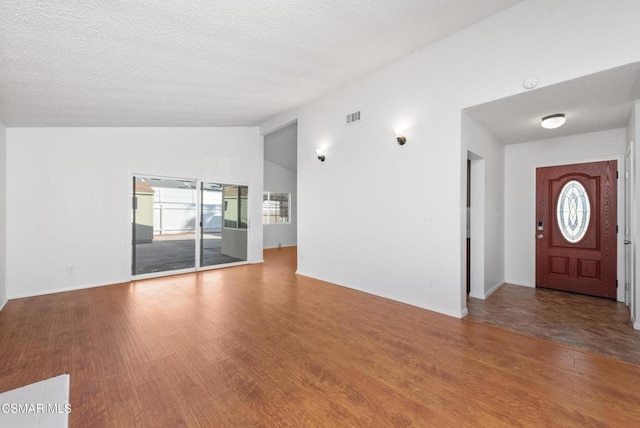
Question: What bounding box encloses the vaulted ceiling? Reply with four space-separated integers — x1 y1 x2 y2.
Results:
0 0 522 126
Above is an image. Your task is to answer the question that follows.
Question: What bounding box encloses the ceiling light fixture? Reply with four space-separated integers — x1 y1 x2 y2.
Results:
541 113 566 129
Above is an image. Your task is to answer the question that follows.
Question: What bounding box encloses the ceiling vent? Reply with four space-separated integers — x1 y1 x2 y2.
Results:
346 111 361 125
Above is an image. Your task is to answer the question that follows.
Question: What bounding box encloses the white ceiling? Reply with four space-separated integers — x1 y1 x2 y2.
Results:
0 0 522 127
465 62 640 145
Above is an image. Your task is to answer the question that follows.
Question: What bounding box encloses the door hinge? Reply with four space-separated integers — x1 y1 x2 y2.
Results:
616 279 618 289
616 225 619 233
617 170 619 179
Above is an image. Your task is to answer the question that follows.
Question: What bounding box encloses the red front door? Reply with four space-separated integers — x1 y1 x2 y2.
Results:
535 161 617 299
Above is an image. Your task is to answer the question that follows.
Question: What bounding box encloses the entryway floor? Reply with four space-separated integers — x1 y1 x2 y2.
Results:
465 284 640 366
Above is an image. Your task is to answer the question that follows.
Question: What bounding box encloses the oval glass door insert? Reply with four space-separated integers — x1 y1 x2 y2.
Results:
557 180 590 243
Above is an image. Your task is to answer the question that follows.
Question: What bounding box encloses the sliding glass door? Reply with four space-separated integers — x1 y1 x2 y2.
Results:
132 175 248 277
200 183 248 267
132 176 197 275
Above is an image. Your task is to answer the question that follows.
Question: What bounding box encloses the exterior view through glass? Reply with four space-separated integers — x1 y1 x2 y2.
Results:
132 176 248 275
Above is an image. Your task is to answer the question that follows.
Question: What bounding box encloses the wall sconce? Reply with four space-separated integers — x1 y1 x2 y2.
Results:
316 148 326 162
394 128 407 145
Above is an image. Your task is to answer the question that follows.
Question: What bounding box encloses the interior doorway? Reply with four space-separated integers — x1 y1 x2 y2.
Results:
263 122 298 250
467 151 484 299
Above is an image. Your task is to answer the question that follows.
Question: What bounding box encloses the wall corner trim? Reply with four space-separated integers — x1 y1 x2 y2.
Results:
484 281 504 299
0 298 7 312
504 279 534 288
468 291 485 300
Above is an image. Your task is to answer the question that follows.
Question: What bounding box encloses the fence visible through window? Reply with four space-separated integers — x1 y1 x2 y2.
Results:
262 192 290 224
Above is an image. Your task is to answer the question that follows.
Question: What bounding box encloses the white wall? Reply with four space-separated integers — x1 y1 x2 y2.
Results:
6 127 263 298
0 121 6 310
631 101 640 328
261 0 640 318
264 123 297 174
264 159 297 248
463 114 505 299
505 128 626 291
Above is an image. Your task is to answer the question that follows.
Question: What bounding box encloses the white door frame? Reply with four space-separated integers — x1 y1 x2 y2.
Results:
468 151 485 299
625 142 637 325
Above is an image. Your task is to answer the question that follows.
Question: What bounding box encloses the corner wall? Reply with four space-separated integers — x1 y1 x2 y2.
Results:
6 127 263 299
505 128 627 290
463 114 505 299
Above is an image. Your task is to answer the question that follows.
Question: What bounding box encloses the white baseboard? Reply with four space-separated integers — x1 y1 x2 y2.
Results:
263 244 296 250
250 260 265 264
10 260 263 299
460 307 468 318
505 279 534 288
634 319 640 330
0 297 7 312
295 270 467 319
485 281 504 299
8 279 127 300
468 291 485 300
467 281 504 300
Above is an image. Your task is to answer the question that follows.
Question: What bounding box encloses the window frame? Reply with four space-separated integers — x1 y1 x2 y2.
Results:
262 191 291 225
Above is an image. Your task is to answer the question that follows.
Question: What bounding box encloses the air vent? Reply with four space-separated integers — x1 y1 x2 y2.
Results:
346 111 361 125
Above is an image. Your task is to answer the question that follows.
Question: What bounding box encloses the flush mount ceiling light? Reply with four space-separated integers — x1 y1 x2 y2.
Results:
541 113 566 129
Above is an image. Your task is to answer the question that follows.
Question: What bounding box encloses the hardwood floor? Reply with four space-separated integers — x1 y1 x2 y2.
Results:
466 283 640 366
1 247 640 426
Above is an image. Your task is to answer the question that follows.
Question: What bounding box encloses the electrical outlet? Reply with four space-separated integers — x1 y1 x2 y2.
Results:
66 265 75 274
427 278 433 288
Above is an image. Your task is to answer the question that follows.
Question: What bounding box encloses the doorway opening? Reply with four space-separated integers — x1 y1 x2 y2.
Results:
263 122 298 250
467 151 484 300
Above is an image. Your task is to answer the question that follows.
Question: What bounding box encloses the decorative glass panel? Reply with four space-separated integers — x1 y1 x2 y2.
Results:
557 180 590 243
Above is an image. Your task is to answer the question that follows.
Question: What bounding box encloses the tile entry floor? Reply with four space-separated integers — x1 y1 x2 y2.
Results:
465 284 640 366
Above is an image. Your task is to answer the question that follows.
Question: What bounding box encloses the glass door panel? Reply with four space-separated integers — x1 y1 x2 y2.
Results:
132 176 197 275
200 182 248 267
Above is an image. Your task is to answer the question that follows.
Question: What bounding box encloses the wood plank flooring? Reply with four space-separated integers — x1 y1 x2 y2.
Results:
1 246 640 426
466 283 640 366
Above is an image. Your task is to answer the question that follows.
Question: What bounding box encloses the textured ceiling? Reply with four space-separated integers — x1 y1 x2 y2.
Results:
0 0 521 126
465 62 640 145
